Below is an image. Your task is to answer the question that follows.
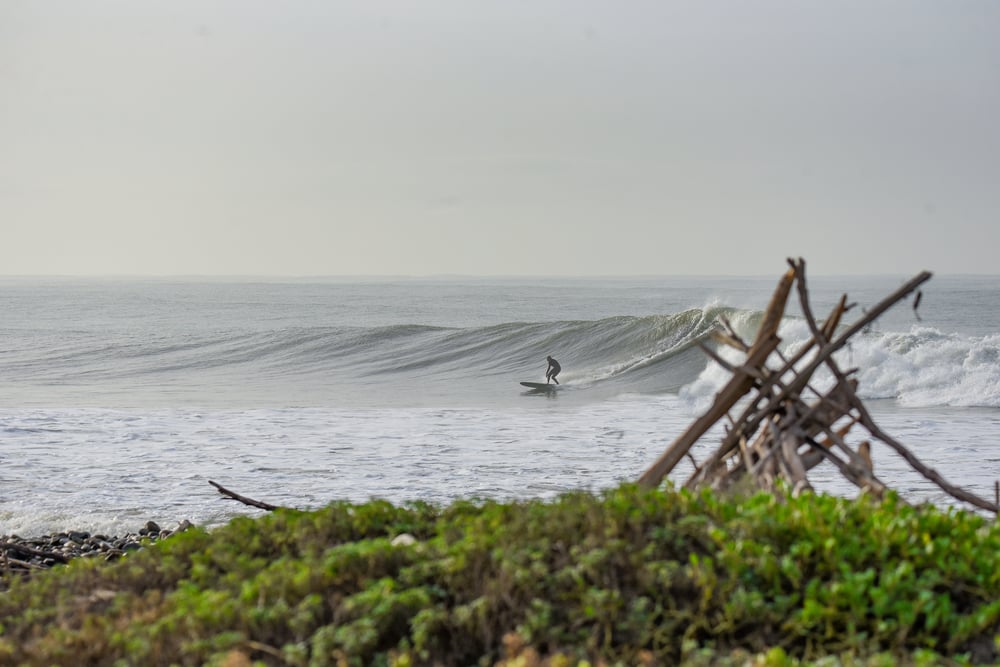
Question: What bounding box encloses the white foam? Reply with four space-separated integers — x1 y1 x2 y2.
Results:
848 328 1000 407
683 319 1000 409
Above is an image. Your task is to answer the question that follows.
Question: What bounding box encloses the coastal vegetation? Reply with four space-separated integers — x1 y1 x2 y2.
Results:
2 484 999 666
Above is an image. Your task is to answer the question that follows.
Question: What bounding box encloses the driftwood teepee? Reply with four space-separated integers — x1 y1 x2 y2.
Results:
638 258 999 515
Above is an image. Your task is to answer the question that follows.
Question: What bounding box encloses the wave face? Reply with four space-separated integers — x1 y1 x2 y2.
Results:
2 277 999 408
4 308 1000 408
0 308 749 407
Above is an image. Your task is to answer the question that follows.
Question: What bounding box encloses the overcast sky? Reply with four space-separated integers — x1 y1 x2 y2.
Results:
2 1 998 276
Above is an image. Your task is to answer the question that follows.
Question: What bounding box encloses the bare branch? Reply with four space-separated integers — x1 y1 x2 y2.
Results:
209 480 285 512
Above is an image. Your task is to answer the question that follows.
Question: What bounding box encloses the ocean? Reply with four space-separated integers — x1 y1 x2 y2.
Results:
2 274 1000 537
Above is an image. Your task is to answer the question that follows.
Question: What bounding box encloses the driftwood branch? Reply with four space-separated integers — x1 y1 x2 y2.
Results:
848 398 999 513
637 268 796 489
209 480 286 511
684 293 860 489
710 328 750 353
637 258 995 516
0 540 70 564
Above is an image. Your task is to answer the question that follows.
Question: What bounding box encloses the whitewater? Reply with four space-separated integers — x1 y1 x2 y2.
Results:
2 275 1000 536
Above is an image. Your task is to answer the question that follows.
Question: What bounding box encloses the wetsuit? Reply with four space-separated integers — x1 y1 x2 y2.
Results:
546 356 561 384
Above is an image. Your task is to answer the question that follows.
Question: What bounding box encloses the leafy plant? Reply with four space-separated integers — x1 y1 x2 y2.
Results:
1 485 998 666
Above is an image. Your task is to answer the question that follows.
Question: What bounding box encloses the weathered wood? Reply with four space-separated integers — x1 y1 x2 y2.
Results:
708 419 771 491
816 325 998 514
209 480 284 511
800 420 858 470
756 268 797 349
696 342 739 375
684 307 849 489
747 273 928 422
710 329 750 353
686 269 929 489
636 260 993 515
779 427 812 496
718 316 750 351
810 427 890 499
696 342 773 386
637 332 781 488
0 539 69 564
637 268 797 489
847 397 999 513
807 441 889 500
3 556 45 570
859 440 873 472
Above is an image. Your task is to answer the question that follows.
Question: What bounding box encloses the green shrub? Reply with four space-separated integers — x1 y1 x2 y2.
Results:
1 485 998 666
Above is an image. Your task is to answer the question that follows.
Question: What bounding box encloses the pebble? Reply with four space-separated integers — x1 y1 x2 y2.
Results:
1 520 194 585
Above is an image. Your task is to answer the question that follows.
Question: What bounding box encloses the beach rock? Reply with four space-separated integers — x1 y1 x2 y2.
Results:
0 519 196 586
391 533 417 547
138 520 163 536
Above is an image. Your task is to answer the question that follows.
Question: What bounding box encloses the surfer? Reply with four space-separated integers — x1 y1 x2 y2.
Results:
545 356 561 385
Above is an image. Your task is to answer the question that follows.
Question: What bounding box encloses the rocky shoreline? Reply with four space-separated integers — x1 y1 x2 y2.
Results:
1 520 193 587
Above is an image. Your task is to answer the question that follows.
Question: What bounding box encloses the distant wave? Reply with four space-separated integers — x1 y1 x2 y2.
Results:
4 306 999 407
1 307 746 391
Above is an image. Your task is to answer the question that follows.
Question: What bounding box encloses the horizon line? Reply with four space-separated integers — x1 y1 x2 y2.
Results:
2 270 991 281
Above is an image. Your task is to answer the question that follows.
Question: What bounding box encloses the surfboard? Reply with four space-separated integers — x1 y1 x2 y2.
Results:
520 381 558 391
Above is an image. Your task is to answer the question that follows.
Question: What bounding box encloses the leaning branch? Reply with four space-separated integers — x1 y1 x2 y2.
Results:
847 398 1000 514
637 268 796 488
208 480 286 511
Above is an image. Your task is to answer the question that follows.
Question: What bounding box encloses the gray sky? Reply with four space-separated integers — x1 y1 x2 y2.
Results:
2 1 998 276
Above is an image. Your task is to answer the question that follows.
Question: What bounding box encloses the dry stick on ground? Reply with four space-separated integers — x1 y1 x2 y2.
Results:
3 557 45 571
823 356 997 512
0 540 70 564
736 432 755 475
209 480 286 511
785 259 888 488
736 410 868 497
748 429 781 480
